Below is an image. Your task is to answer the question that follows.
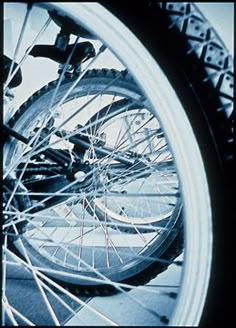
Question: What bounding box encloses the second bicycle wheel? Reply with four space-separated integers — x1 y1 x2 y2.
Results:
5 69 183 287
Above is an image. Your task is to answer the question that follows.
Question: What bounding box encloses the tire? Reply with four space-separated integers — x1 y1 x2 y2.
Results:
100 2 233 325
3 2 233 326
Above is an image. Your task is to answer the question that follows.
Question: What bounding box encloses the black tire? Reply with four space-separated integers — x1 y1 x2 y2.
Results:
102 2 233 168
96 2 234 324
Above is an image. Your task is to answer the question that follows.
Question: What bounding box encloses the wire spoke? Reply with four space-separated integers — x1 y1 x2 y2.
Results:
3 221 174 323
6 3 32 84
4 247 119 326
4 16 52 92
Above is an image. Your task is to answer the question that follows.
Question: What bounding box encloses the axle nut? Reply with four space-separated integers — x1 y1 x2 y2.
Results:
74 171 86 182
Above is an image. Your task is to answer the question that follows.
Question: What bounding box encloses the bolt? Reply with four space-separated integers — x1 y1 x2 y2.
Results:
74 171 86 182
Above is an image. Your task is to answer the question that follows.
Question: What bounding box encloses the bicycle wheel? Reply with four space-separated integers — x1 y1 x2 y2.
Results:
3 2 233 326
83 97 182 234
5 68 183 288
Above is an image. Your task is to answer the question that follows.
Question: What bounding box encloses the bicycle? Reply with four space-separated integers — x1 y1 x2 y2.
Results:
2 2 233 326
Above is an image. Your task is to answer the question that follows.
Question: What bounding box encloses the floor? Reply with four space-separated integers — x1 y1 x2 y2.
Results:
6 252 182 326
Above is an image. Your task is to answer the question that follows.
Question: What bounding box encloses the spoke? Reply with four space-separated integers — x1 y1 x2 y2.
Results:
78 197 85 267
8 191 85 197
29 46 107 155
21 35 81 170
124 115 135 147
106 159 175 189
4 98 140 180
111 197 147 243
93 113 155 169
6 3 32 83
28 45 106 159
48 37 80 112
7 262 179 297
4 46 116 179
52 204 78 226
13 175 85 215
114 110 155 151
138 180 155 222
104 196 110 267
112 107 144 148
105 162 155 186
3 205 183 312
4 16 52 92
15 250 178 278
2 235 8 326
2 298 18 326
90 119 165 183
7 157 175 222
36 279 89 326
4 232 176 324
12 224 61 326
3 210 175 232
5 303 35 326
92 94 117 137
120 129 160 154
18 202 181 267
84 197 124 264
96 192 180 198
3 247 119 326
67 133 134 166
5 157 31 211
138 133 158 155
